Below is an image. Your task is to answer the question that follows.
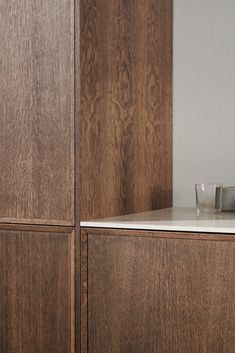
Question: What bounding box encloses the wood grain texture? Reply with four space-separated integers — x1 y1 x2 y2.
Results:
81 230 88 353
80 0 173 220
0 227 75 353
0 0 74 225
82 229 235 353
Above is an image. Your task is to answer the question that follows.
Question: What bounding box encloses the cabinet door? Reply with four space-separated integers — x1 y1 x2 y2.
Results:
82 230 235 353
0 226 75 353
0 0 74 225
80 0 172 221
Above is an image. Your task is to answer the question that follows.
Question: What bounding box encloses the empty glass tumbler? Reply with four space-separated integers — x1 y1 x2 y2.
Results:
195 183 223 214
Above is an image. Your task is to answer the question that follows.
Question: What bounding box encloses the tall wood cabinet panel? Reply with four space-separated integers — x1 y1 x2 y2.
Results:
81 228 235 353
0 225 75 353
0 0 74 225
80 0 173 220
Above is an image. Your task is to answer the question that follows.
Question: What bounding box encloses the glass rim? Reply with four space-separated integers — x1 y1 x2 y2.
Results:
195 183 223 187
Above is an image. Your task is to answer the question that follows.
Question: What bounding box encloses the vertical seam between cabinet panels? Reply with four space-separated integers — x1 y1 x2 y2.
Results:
87 234 89 353
71 230 76 353
73 0 80 351
70 0 75 226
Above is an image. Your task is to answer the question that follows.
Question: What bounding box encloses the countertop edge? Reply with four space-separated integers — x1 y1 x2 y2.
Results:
80 222 235 235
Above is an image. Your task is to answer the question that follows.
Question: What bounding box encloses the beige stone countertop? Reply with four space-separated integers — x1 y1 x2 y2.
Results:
80 207 235 235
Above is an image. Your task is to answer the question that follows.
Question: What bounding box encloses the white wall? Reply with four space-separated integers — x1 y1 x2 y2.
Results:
173 0 235 207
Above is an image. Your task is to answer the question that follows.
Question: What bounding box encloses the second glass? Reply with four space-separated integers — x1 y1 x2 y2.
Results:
195 183 223 214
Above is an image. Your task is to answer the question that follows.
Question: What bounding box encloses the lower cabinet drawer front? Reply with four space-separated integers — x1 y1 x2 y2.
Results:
82 229 235 353
0 226 75 353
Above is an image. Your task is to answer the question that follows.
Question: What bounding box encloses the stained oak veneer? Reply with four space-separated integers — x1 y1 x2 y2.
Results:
0 225 75 353
80 0 173 220
0 0 74 225
81 228 235 353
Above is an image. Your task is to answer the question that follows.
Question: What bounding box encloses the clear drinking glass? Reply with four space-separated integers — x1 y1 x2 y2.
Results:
195 183 223 214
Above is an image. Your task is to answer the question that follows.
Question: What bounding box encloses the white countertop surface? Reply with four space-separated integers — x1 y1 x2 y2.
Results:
80 207 235 234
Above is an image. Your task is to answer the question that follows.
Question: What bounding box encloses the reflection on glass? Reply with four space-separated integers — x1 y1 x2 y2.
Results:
195 183 223 214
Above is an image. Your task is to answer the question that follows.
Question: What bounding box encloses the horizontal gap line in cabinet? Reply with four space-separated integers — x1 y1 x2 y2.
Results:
81 227 235 242
0 218 74 227
0 221 75 233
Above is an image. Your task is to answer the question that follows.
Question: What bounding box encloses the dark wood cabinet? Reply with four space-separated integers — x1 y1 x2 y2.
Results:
0 0 173 351
0 225 75 353
0 0 75 226
81 228 235 353
80 0 173 220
